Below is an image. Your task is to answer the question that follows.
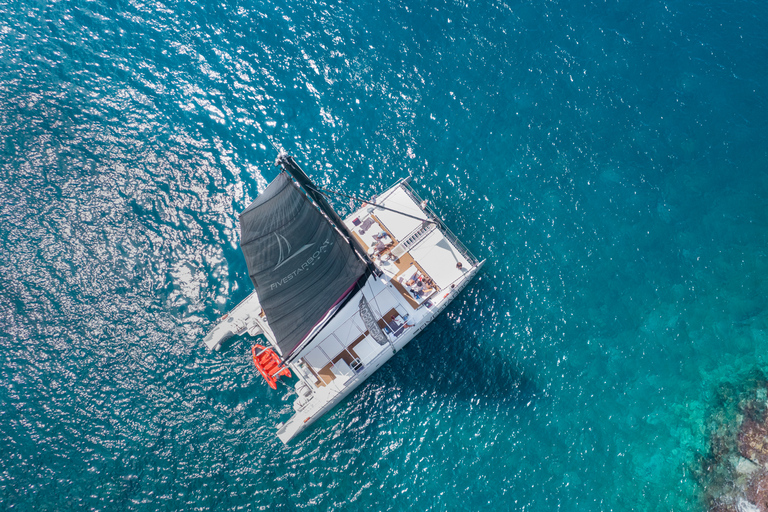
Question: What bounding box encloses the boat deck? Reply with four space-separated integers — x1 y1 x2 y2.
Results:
287 181 478 391
344 181 474 307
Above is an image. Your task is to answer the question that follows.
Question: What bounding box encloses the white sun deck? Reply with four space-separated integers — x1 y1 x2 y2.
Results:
370 186 425 240
408 229 471 290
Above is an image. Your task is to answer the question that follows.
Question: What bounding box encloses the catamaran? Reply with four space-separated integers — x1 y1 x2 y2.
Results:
203 153 483 443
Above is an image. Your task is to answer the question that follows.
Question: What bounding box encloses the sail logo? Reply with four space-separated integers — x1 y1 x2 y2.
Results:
269 238 333 290
273 233 315 271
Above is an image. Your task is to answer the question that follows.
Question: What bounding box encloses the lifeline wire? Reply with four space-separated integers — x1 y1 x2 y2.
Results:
306 184 437 225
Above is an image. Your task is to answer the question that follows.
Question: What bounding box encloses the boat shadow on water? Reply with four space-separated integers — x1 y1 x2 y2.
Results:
266 307 540 442
287 334 540 448
394 334 540 407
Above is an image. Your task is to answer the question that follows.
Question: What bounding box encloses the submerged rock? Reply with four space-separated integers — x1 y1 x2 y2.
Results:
746 471 768 511
708 499 738 512
740 415 768 467
735 458 761 477
702 382 768 512
708 499 737 512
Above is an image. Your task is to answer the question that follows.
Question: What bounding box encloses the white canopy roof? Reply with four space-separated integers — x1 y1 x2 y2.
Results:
409 230 471 289
374 187 426 240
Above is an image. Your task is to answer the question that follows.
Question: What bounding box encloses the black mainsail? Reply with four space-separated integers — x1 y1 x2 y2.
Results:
239 171 367 358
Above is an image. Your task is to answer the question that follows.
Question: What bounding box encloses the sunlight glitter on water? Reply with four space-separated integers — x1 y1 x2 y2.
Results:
2 0 768 510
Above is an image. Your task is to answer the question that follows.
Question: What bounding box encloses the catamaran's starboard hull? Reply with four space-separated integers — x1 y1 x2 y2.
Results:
276 262 483 444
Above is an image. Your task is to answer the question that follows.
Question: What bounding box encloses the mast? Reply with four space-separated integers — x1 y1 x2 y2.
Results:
239 170 367 360
275 153 380 276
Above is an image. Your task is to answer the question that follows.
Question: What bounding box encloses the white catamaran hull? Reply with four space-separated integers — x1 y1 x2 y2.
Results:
204 155 483 443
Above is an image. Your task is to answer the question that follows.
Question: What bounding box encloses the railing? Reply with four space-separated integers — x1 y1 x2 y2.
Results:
390 221 436 259
399 182 480 266
415 261 483 311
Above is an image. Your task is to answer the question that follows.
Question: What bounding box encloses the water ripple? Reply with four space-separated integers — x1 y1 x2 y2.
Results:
2 0 768 510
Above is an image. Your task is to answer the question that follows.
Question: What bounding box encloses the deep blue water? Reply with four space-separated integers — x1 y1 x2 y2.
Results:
2 0 768 510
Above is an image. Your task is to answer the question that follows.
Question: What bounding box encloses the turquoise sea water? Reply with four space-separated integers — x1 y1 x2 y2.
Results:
2 0 768 509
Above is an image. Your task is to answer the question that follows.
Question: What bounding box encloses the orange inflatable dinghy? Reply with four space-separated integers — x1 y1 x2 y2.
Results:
252 344 291 389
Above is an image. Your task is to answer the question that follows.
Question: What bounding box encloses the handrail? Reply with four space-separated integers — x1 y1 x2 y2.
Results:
415 260 484 310
399 182 480 266
390 221 436 257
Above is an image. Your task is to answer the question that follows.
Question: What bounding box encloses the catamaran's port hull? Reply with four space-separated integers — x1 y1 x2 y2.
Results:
203 292 277 352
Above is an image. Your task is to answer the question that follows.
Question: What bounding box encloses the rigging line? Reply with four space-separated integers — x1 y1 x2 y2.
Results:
305 184 437 225
267 138 281 154
252 112 283 155
261 131 282 156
